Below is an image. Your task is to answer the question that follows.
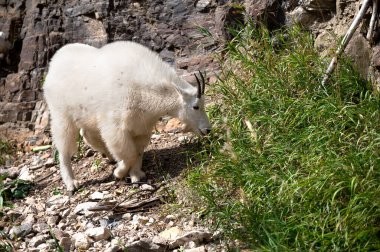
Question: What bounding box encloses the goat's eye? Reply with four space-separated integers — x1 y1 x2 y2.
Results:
193 106 199 110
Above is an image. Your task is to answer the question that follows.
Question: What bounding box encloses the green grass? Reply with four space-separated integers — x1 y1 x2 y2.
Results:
187 25 380 251
0 232 13 252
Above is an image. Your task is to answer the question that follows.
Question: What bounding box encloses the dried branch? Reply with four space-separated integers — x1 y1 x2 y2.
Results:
92 183 165 216
322 0 372 86
367 0 379 42
34 171 55 183
29 164 45 171
88 196 162 213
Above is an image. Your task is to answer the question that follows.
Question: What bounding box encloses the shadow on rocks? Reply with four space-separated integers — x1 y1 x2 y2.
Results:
35 141 201 193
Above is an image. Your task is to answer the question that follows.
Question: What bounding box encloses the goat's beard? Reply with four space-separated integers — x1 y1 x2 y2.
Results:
181 124 192 133
181 123 203 136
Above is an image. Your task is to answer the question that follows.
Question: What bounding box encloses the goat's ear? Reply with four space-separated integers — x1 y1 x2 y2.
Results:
173 80 194 98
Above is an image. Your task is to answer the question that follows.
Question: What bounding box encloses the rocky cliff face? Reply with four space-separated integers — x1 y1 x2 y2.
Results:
0 0 379 146
0 0 228 145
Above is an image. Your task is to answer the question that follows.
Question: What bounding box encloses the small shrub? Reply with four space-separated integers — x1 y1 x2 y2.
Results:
0 175 34 209
91 159 103 172
0 233 13 252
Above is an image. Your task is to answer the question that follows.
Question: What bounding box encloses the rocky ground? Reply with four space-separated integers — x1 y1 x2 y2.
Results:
0 118 228 252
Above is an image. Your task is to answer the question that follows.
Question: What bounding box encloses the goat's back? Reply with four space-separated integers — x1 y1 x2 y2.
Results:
43 41 176 117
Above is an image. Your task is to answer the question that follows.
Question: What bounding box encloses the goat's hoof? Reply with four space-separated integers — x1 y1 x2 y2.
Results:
113 168 127 179
73 179 79 188
130 170 146 183
66 180 79 195
66 186 77 196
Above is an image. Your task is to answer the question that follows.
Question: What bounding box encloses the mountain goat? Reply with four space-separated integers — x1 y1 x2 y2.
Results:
0 32 12 63
43 41 211 193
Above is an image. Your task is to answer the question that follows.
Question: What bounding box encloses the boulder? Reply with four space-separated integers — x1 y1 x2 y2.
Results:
125 238 165 252
345 32 371 77
28 234 49 248
72 232 91 250
85 227 112 241
9 223 33 239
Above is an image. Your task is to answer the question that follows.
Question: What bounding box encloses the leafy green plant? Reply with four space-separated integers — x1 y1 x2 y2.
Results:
91 158 103 172
76 135 86 159
40 73 46 87
187 25 380 250
52 188 61 196
0 175 34 209
53 147 59 164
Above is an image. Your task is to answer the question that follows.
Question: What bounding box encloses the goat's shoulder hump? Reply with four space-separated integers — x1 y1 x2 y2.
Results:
101 41 157 57
60 43 96 51
101 41 146 50
54 43 97 58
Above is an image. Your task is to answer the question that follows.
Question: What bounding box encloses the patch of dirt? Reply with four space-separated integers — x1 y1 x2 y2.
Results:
0 119 227 251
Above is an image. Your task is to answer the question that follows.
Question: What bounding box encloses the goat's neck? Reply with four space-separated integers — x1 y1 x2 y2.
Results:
152 78 195 118
167 79 196 118
160 90 181 118
145 85 181 118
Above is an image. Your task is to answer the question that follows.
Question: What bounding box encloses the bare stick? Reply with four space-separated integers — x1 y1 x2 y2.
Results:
322 0 372 86
88 196 161 213
34 171 55 183
367 0 379 42
29 164 44 171
96 183 165 217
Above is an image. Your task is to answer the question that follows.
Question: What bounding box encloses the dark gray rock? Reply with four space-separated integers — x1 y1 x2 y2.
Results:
169 230 213 249
9 223 33 239
126 238 166 252
28 234 50 248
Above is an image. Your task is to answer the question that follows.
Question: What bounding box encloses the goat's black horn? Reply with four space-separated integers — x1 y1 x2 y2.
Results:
194 73 202 98
198 71 206 94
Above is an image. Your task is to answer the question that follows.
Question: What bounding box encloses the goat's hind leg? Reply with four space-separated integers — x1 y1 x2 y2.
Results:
80 128 114 160
51 115 79 193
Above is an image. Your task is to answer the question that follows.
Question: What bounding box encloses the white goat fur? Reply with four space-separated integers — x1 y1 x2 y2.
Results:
44 41 211 192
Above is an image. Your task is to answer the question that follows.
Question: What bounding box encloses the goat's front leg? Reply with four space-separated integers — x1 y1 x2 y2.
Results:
111 140 137 180
100 123 139 180
129 134 151 182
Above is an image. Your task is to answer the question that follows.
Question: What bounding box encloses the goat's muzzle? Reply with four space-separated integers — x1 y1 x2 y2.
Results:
199 128 211 136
